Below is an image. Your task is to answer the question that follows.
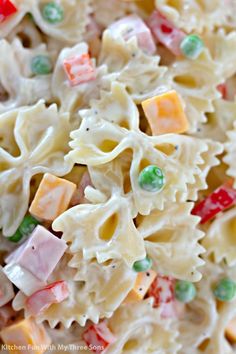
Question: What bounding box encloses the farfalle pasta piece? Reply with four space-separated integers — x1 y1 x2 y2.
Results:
30 0 92 44
79 82 140 131
177 260 236 354
99 30 169 102
53 194 145 266
46 323 86 353
202 29 236 80
68 115 222 214
175 260 219 353
0 0 92 47
0 100 73 236
137 202 204 282
6 16 44 49
185 139 223 202
194 99 236 143
0 38 52 113
224 121 236 188
52 42 108 113
166 49 221 132
202 207 236 266
106 299 180 354
155 0 228 34
13 253 136 328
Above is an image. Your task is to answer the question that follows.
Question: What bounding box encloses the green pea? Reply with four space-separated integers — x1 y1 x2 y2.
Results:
31 55 53 75
175 280 196 303
133 256 152 272
180 34 204 60
7 215 39 243
138 165 165 192
42 2 64 24
213 278 236 302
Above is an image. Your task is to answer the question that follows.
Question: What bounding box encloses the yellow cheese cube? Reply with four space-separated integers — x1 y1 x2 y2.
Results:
124 269 157 304
0 318 51 354
141 90 189 135
29 173 76 221
226 317 236 342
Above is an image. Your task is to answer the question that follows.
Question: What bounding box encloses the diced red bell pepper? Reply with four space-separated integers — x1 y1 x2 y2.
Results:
26 281 69 316
63 54 96 87
217 83 227 99
147 10 186 56
82 322 116 354
191 180 236 224
148 275 174 306
0 0 17 23
147 274 186 318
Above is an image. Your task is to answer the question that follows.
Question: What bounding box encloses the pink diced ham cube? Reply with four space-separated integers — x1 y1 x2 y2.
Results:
0 267 14 307
26 281 69 316
82 322 116 354
5 225 67 282
3 263 46 296
109 14 156 55
147 10 186 56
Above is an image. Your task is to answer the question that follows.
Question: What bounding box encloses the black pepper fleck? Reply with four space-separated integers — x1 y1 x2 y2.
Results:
139 288 142 291
86 128 90 131
146 272 150 276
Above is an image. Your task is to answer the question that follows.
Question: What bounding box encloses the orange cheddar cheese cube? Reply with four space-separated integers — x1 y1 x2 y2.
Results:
29 173 76 221
226 317 236 342
0 318 51 354
141 90 189 135
124 269 157 303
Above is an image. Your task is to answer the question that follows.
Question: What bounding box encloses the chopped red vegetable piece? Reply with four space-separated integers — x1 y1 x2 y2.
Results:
191 180 236 224
148 275 174 307
0 0 17 22
26 281 69 316
82 321 116 354
63 53 96 86
217 83 227 99
147 10 186 56
148 275 184 318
